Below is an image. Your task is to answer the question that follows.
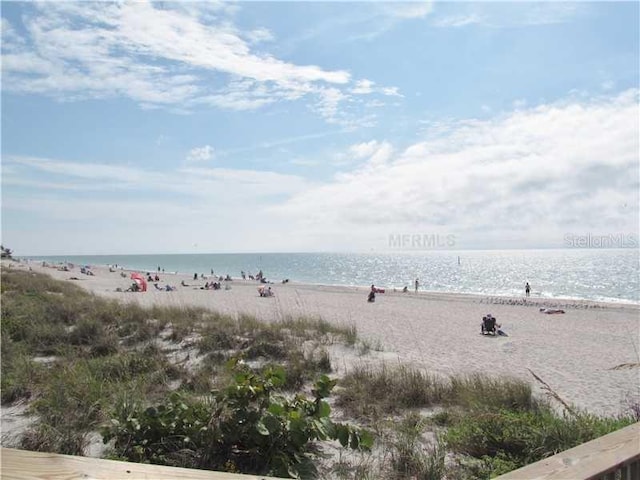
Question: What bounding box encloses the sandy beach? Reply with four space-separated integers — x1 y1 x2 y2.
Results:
9 260 640 418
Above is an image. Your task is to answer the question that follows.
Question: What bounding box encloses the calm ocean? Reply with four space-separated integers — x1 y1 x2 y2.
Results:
24 249 639 304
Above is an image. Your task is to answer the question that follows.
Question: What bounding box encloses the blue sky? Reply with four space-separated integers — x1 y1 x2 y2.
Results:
1 1 638 255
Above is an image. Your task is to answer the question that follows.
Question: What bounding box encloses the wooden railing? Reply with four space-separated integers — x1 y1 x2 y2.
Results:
2 423 639 479
495 422 640 480
0 447 287 480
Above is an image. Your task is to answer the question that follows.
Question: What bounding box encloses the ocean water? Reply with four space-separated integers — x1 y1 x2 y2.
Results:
24 249 639 304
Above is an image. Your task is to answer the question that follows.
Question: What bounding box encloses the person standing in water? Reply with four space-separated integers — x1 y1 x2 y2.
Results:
525 282 530 297
415 278 419 293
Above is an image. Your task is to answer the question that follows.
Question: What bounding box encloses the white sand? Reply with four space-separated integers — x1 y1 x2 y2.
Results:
8 260 640 417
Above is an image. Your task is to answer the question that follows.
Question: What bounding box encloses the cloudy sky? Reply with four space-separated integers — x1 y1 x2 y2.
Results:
1 1 638 255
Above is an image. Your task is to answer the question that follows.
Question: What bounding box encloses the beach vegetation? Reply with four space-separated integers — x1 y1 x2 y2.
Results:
336 364 450 417
3 267 637 479
103 362 372 478
336 363 636 478
1 268 368 477
330 452 378 480
336 365 536 419
444 407 636 478
388 412 446 480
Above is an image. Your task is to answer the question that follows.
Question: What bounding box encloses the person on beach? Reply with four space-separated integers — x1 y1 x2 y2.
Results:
525 282 530 297
481 314 501 335
258 286 274 297
540 308 565 314
368 285 376 303
402 286 408 293
415 278 419 293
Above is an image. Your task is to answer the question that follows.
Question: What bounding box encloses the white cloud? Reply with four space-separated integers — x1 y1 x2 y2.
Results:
0 2 392 125
186 145 214 163
352 79 375 95
312 87 349 124
5 155 153 184
381 87 402 97
351 80 403 101
245 27 274 44
431 3 584 29
3 154 309 201
2 153 312 254
432 14 483 28
349 140 394 166
276 90 639 249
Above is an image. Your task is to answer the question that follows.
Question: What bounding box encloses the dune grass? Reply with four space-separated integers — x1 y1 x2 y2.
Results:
336 364 535 419
334 363 636 478
0 268 360 459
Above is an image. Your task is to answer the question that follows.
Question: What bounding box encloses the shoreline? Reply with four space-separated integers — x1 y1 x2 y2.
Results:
14 257 640 308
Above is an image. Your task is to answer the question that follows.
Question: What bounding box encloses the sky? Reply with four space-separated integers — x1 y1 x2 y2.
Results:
1 1 638 255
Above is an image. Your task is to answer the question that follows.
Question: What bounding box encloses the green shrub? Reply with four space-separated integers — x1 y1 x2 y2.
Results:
104 362 372 478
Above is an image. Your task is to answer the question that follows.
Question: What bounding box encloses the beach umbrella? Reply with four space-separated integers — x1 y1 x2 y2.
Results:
130 272 147 292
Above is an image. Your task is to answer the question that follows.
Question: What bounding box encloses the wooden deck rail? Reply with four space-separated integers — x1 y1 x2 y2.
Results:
495 422 640 480
0 448 288 480
2 424 639 479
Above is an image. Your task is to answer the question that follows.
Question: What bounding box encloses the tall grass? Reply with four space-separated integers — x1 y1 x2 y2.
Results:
389 413 446 480
1 268 360 459
337 364 459 417
445 407 636 477
337 364 539 419
336 363 636 478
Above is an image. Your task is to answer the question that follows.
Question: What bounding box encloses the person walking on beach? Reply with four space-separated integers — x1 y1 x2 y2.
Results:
415 278 419 293
368 284 376 303
525 282 530 297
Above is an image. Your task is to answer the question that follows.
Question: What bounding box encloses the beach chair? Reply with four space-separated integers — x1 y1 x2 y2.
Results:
481 315 497 335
